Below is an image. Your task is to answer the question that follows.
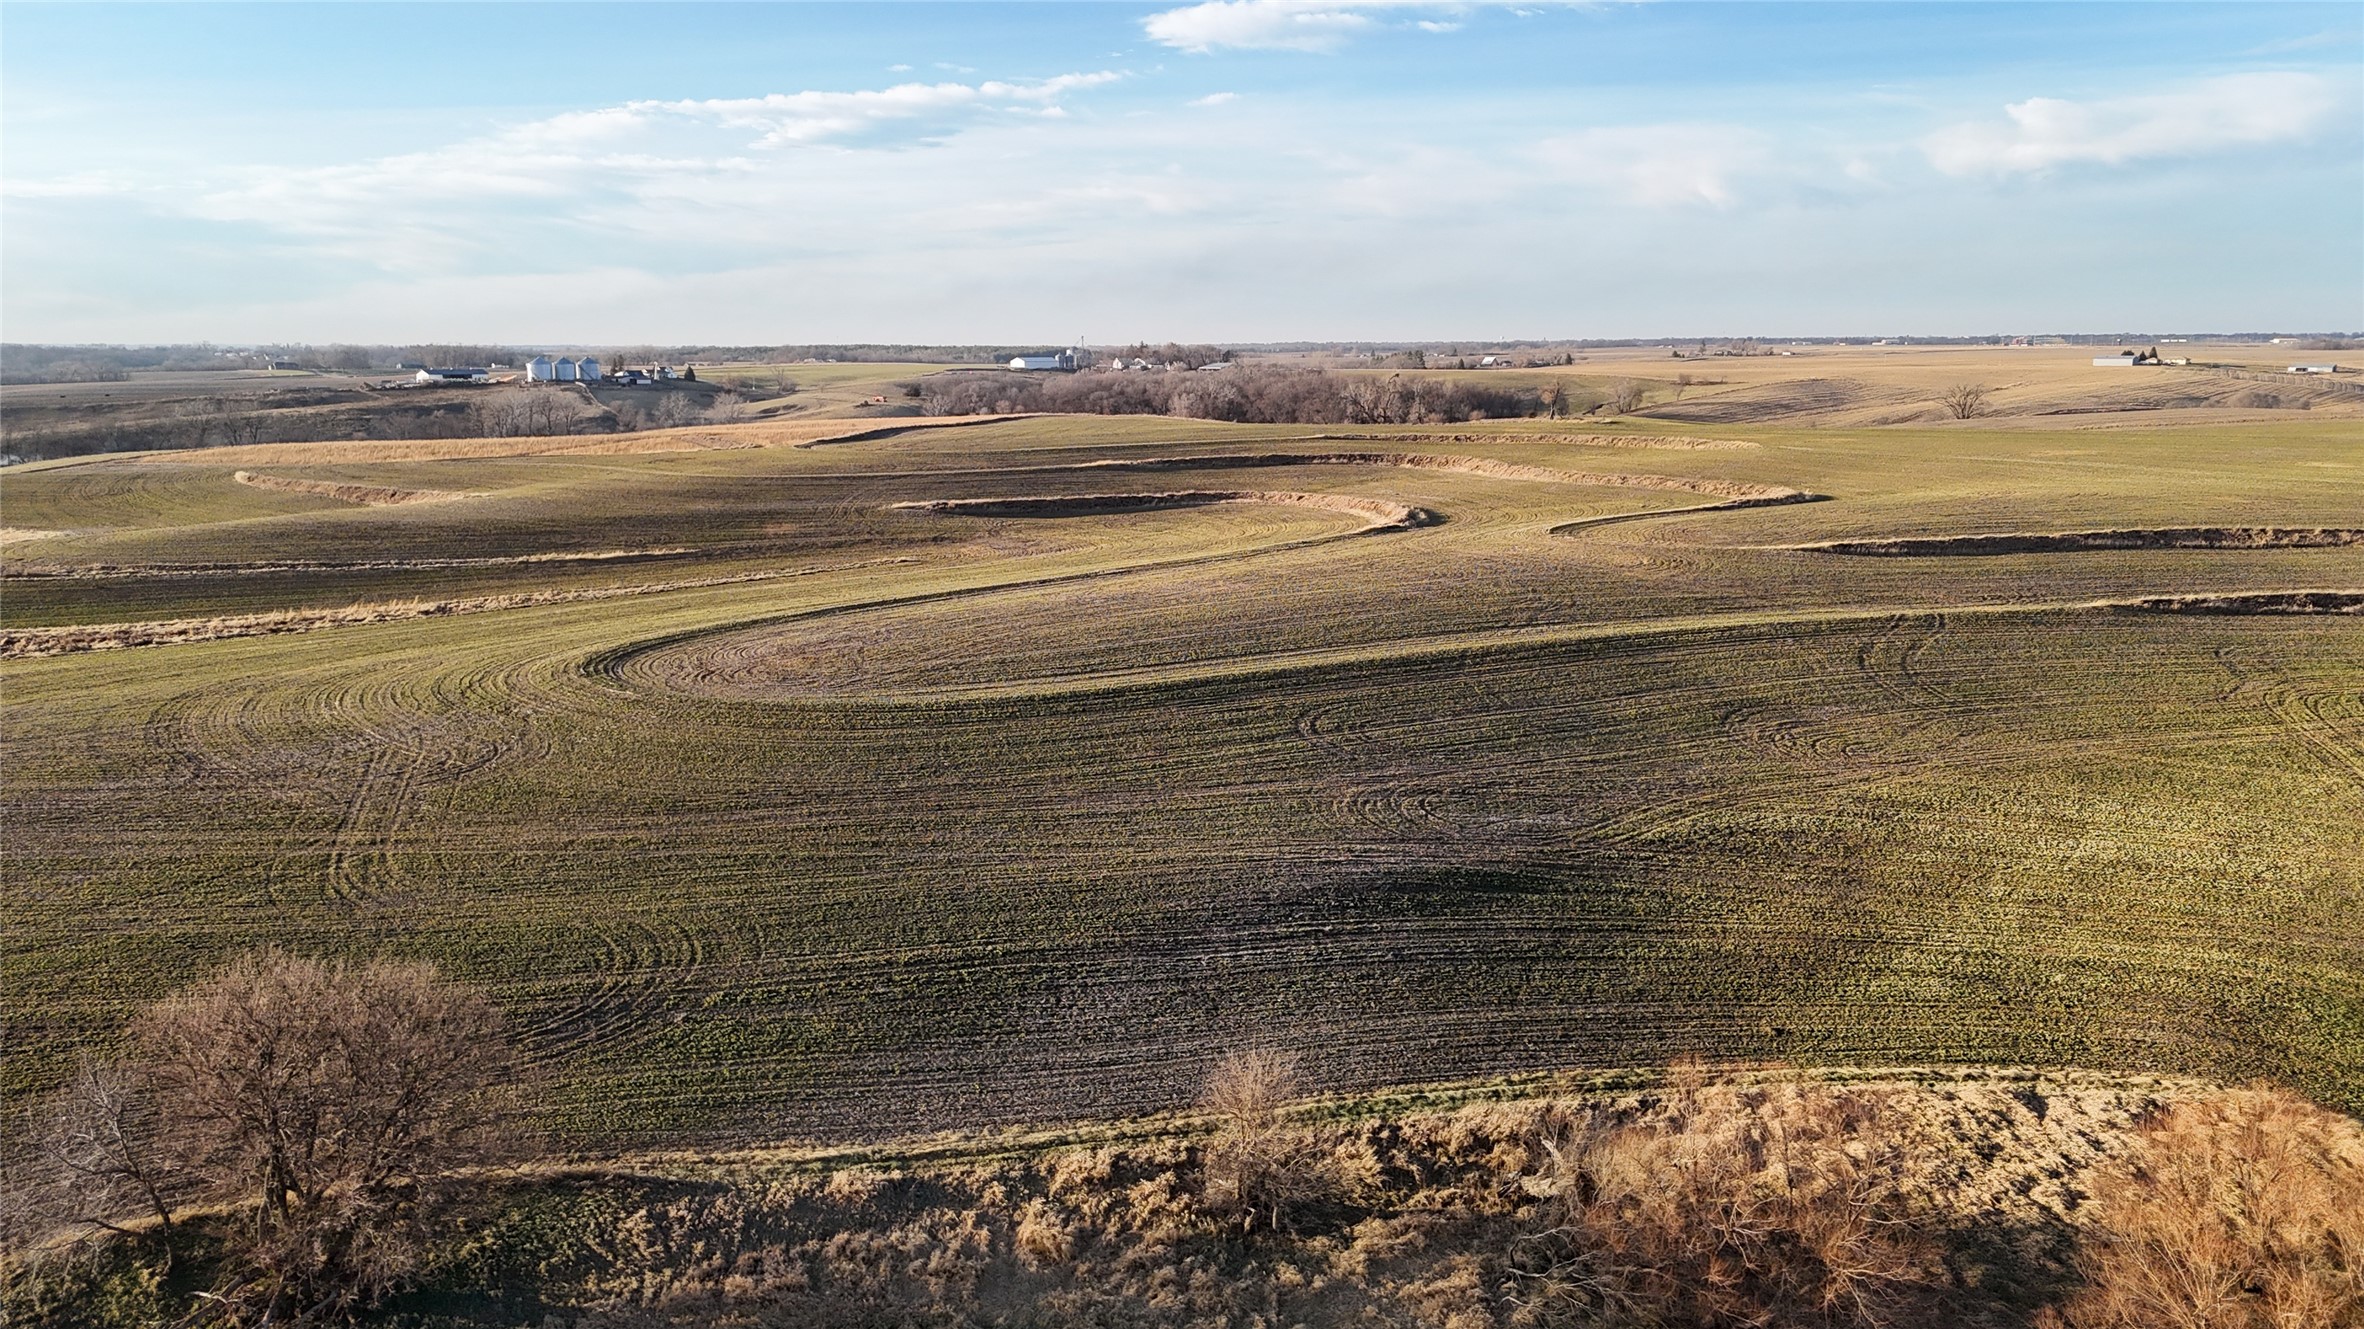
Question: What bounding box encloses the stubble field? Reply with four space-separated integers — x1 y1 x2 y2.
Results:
4 361 2359 1147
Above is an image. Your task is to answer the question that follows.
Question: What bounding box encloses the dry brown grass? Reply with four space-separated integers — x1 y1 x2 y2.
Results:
1306 430 1761 451
1512 1065 1951 1327
2123 591 2364 616
2058 1086 2364 1329
1803 527 2364 556
1198 1049 1340 1235
21 1071 2358 1329
0 557 917 658
230 471 473 506
891 489 1432 532
1081 450 1814 503
114 417 985 468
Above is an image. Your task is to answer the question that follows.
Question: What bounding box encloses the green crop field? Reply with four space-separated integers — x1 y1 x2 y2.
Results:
5 409 2360 1146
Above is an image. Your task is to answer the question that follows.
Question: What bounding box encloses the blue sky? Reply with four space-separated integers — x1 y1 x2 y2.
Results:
3 2 2357 343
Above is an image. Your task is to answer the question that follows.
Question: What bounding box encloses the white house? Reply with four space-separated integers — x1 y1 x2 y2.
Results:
525 356 555 382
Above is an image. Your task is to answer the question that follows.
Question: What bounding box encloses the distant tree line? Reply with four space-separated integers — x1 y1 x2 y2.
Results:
919 366 1557 425
0 382 749 463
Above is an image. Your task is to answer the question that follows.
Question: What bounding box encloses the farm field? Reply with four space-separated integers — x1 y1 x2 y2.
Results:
3 378 2360 1147
1385 342 2364 426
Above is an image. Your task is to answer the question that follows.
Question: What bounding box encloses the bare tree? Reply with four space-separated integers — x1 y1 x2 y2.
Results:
1940 383 1992 420
1198 1049 1333 1235
125 950 514 1321
706 390 752 423
651 392 703 429
36 1056 177 1246
1610 379 1647 414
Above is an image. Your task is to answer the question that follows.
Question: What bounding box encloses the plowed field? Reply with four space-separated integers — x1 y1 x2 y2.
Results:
5 413 2359 1144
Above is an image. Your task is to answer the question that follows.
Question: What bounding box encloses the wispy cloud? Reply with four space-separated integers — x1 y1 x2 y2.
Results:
1921 72 2338 176
577 73 1126 150
1537 125 1766 208
1189 91 1240 106
115 72 1130 274
1145 0 1376 53
1143 0 1582 52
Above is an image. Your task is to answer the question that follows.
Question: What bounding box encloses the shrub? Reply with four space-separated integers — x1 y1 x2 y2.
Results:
18 950 515 1325
1199 1049 1337 1235
1513 1066 1950 1327
1941 383 1992 419
2061 1086 2364 1329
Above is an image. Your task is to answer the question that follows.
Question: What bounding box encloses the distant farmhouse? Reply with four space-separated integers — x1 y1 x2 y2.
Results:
1008 349 1081 372
526 356 604 383
2093 348 2164 368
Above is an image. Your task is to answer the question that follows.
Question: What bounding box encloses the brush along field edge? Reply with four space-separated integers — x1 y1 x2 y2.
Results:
604 592 2364 703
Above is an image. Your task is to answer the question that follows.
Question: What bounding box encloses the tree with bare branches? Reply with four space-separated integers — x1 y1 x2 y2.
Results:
1198 1049 1334 1235
18 950 514 1325
1941 383 1992 419
1609 379 1647 414
34 1057 176 1247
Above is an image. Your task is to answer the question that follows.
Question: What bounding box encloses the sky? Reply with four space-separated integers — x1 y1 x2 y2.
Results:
3 1 2358 344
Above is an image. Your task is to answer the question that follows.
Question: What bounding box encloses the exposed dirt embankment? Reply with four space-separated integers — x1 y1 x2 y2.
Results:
892 490 1432 530
2119 590 2364 615
1802 527 2364 556
1306 431 1759 451
1077 452 1813 504
6 547 696 580
0 557 917 659
231 470 474 506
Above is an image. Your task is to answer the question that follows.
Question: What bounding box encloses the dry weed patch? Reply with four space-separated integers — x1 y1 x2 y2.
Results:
230 470 475 506
2059 1087 2364 1329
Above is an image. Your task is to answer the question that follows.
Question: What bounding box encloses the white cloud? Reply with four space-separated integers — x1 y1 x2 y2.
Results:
1922 72 2338 176
1537 125 1765 208
1190 91 1240 106
122 71 1128 276
1145 0 1377 53
1143 0 1590 52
